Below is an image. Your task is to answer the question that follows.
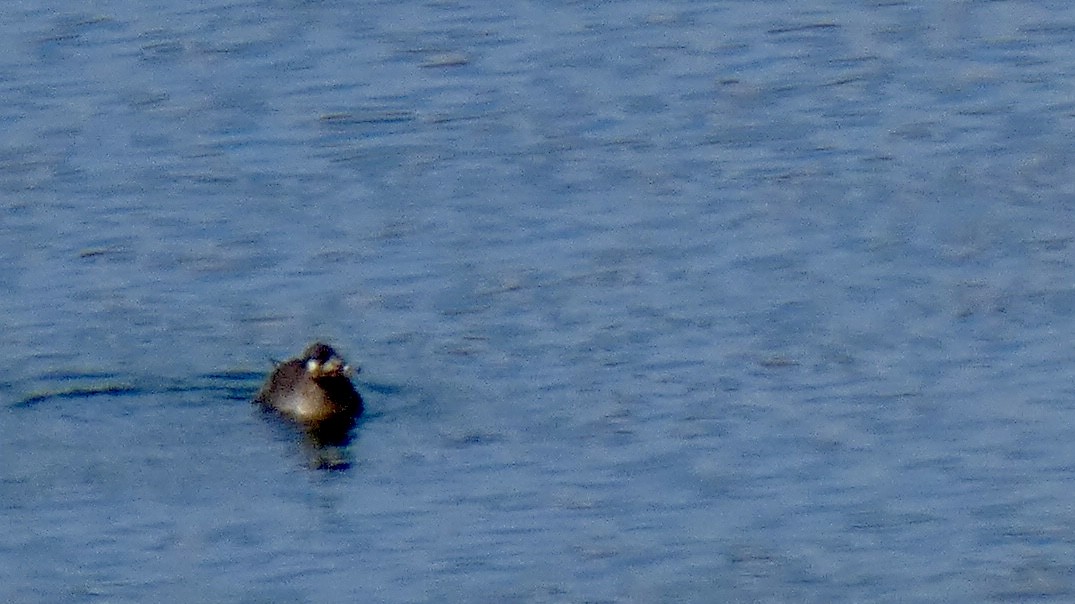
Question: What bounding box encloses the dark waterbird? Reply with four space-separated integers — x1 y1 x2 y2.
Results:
254 342 363 448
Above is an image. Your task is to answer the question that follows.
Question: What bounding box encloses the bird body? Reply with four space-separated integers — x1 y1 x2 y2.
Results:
254 342 363 442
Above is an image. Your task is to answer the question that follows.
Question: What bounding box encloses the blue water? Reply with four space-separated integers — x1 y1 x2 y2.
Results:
4 1 1075 601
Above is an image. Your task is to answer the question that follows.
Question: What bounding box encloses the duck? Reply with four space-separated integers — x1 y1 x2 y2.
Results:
254 342 363 443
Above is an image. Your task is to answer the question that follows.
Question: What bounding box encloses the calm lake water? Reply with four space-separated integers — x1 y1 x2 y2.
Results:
4 1 1075 602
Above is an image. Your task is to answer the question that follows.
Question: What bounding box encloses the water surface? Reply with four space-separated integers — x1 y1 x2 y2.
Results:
4 2 1075 602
